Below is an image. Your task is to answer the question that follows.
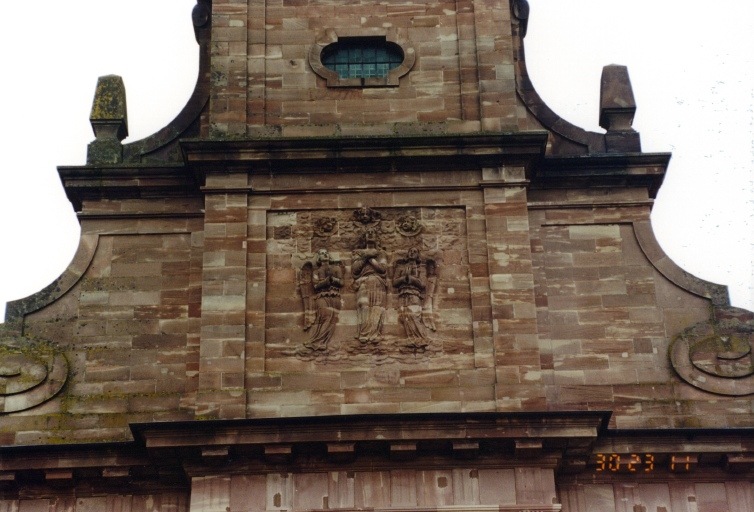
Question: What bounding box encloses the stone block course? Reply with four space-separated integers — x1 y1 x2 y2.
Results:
4 1 752 459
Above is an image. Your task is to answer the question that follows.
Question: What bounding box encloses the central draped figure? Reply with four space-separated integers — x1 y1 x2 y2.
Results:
351 228 388 345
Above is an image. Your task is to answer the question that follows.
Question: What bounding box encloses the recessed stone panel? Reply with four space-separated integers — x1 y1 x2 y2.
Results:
265 206 473 367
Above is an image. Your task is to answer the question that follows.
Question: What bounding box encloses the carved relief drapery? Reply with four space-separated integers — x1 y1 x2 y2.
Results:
279 206 468 363
351 228 388 345
392 248 437 351
298 249 344 353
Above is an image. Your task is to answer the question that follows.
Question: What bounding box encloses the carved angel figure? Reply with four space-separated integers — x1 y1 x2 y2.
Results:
298 249 344 352
351 228 388 345
392 247 438 350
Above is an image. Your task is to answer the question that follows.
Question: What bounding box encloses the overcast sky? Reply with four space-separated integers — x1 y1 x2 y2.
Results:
1 0 752 320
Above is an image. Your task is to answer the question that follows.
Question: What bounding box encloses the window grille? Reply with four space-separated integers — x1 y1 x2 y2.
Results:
322 38 404 80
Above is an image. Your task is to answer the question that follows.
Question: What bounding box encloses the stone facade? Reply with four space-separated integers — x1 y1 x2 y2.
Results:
2 1 753 511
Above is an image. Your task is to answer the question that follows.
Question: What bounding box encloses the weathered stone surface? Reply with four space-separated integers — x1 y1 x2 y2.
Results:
2 3 752 511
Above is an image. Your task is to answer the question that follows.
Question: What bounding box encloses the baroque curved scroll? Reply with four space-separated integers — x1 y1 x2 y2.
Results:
0 332 68 414
670 307 754 396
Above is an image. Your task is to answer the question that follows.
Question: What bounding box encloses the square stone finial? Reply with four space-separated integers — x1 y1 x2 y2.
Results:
87 75 129 164
599 64 641 152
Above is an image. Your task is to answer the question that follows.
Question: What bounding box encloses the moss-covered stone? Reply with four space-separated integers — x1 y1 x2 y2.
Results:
87 75 129 164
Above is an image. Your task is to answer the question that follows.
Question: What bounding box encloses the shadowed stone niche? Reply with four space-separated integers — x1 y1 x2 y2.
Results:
265 207 472 366
670 306 754 395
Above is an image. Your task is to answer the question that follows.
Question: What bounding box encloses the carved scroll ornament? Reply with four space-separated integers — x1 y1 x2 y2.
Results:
670 307 754 395
0 332 68 414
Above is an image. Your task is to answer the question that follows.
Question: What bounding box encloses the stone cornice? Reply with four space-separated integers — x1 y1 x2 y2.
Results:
57 164 201 211
131 411 611 449
530 153 671 198
180 133 549 175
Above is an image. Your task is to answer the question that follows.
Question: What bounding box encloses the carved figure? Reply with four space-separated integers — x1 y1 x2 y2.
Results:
351 228 388 345
396 214 423 237
299 249 344 352
392 248 438 350
314 216 337 237
353 206 382 225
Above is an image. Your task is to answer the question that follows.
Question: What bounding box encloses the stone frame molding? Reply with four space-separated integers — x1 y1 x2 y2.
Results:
308 28 415 88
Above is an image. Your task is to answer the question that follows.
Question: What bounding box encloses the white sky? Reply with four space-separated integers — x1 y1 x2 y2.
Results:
1 0 753 320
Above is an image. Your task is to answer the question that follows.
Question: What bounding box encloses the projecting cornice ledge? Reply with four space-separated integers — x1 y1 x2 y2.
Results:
529 153 671 199
180 133 549 177
57 164 201 211
129 411 610 475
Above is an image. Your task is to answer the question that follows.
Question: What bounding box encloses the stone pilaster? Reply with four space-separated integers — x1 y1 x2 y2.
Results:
210 0 248 136
473 0 517 131
197 172 248 419
456 0 481 122
482 166 544 410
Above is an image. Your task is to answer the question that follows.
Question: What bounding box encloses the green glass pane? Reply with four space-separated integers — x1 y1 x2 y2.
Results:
321 37 405 80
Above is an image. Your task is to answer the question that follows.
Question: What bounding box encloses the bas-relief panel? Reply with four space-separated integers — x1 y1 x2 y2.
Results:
265 207 473 367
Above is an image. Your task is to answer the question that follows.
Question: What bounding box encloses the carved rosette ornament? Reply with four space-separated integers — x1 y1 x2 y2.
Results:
670 307 754 395
0 331 68 414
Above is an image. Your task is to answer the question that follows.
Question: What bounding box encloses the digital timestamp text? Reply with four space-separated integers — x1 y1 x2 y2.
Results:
594 454 696 473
